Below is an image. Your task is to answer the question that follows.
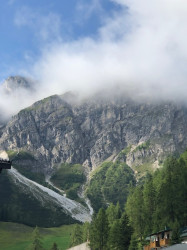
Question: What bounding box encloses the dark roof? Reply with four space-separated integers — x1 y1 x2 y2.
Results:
149 227 171 236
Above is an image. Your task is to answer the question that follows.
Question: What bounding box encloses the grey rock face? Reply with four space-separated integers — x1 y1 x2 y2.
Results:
1 76 35 94
0 92 187 172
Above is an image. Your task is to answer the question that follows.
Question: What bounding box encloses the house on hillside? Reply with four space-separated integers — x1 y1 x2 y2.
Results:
144 227 172 250
144 227 187 250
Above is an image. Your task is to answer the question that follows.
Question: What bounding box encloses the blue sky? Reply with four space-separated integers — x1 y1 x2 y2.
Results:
1 0 187 115
0 0 121 81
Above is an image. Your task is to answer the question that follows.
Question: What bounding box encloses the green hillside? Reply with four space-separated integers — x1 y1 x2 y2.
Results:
86 161 136 212
51 163 86 202
0 222 74 250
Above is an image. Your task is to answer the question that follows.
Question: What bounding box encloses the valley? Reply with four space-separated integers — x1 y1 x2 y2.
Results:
0 77 187 249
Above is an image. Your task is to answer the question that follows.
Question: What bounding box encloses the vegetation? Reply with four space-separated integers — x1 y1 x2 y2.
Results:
132 162 154 180
7 150 46 185
51 163 86 202
8 150 35 161
28 226 44 250
86 161 136 212
0 171 76 227
117 146 132 162
70 204 132 250
133 141 150 153
19 95 59 113
0 222 74 250
2 147 187 249
125 154 187 246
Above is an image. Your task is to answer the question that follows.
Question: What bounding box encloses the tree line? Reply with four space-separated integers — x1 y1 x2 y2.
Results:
126 155 187 244
27 226 59 250
22 152 187 250
70 203 133 250
70 153 187 249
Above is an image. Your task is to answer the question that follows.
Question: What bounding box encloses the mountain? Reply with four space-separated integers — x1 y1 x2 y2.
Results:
1 88 187 225
0 92 187 175
0 76 37 125
1 76 35 94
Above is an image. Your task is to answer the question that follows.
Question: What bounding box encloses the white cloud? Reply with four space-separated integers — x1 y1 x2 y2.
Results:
76 0 103 21
14 7 62 42
30 0 187 102
2 0 187 121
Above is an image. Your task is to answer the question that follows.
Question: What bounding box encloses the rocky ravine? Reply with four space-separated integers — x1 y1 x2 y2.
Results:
0 91 187 174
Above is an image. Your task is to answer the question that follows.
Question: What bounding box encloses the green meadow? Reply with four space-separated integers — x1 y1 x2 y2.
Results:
0 222 74 250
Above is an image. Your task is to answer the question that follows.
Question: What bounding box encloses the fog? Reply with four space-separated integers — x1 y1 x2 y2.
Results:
1 0 187 120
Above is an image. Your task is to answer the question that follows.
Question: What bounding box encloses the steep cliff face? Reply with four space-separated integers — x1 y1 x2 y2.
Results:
0 92 187 173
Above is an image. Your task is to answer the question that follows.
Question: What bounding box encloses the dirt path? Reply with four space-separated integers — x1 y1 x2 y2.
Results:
67 242 90 250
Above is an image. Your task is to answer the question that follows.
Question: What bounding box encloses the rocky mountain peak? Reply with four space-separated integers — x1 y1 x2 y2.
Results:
2 75 35 94
1 90 187 176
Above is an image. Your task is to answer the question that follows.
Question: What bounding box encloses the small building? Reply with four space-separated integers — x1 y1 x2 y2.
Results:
144 227 187 250
0 158 12 173
144 228 172 250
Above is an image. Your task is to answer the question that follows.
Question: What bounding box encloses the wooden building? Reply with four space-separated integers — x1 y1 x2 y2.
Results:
144 228 172 250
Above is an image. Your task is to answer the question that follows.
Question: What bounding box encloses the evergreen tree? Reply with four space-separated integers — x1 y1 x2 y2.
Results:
50 242 59 250
154 157 186 229
89 208 109 250
143 174 156 234
170 220 181 245
118 213 132 249
115 202 122 220
82 222 90 242
125 186 145 240
128 233 139 250
108 219 121 249
106 202 121 226
108 213 132 250
28 226 44 250
69 224 83 247
177 158 187 226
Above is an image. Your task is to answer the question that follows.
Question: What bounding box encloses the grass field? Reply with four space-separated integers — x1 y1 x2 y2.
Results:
0 222 74 250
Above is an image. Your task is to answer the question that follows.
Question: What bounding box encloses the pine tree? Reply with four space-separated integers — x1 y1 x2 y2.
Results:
82 222 90 242
118 213 132 249
89 208 109 250
143 174 156 234
108 219 121 249
106 203 116 226
29 226 44 250
126 186 145 240
170 220 181 245
69 224 83 247
50 242 59 250
128 233 139 250
106 202 122 228
108 213 132 250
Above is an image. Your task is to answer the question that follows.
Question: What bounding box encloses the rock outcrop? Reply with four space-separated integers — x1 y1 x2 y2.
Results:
0 91 187 173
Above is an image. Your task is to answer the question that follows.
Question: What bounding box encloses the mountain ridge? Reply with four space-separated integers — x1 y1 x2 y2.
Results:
1 91 187 175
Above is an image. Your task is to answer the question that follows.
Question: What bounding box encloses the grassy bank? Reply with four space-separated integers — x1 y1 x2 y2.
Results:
0 222 74 250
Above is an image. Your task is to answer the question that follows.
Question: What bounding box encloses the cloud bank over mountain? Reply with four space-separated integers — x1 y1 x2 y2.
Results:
31 0 187 101
1 0 187 119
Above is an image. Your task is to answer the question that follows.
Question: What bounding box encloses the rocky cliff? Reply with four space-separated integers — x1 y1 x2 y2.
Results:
0 90 187 175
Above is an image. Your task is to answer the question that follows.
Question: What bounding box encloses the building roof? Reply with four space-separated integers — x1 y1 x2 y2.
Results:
149 227 171 236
